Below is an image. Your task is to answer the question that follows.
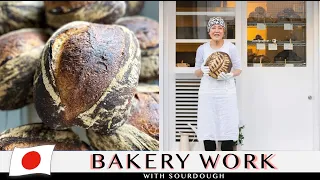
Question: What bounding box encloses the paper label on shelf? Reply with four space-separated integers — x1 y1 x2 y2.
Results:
284 43 293 50
256 43 265 50
253 63 262 67
257 23 266 30
285 64 294 67
268 43 277 50
284 23 293 30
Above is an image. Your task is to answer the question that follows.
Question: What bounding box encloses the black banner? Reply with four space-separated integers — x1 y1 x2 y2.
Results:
1 172 320 179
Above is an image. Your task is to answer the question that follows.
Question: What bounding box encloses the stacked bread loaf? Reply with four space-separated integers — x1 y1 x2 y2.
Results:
0 1 159 151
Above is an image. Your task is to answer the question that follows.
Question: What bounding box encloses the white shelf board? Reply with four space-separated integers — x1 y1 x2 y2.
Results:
176 12 235 16
176 39 236 43
175 67 198 74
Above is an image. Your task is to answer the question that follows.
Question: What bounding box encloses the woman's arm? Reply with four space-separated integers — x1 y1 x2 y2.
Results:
230 44 242 77
194 45 205 77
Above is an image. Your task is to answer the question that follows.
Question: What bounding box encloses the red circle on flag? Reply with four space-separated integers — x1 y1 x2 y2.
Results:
21 151 41 170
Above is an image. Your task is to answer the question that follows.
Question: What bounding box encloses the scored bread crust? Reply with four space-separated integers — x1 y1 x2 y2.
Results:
128 91 159 140
45 1 126 29
0 2 45 35
0 123 91 151
0 28 49 110
34 21 141 134
205 51 233 79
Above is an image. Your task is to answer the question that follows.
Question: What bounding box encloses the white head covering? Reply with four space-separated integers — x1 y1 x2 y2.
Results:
207 17 225 32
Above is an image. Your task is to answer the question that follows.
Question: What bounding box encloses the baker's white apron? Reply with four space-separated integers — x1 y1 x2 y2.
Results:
196 63 240 141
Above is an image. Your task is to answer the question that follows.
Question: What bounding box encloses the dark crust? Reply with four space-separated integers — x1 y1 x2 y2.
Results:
115 16 159 49
0 123 91 151
0 46 43 110
0 29 49 67
128 92 159 140
45 1 126 29
35 22 141 132
80 28 140 134
0 2 45 35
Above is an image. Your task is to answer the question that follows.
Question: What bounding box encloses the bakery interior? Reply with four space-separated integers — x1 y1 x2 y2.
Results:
0 1 160 151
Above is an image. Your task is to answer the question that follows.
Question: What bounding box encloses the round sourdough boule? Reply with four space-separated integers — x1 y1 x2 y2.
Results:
0 28 49 110
0 123 91 151
86 123 159 151
44 1 126 29
127 85 159 140
33 21 141 134
205 51 233 79
0 1 45 35
115 16 159 82
125 1 145 16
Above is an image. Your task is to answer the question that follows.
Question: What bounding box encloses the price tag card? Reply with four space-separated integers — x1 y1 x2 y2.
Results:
253 63 262 67
257 23 266 30
284 23 293 30
268 43 277 50
256 43 266 50
285 64 294 67
284 43 293 50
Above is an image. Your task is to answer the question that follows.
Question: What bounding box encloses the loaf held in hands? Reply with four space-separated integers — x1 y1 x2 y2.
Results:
33 21 141 134
0 123 91 151
0 28 49 110
44 1 126 29
0 1 45 35
115 16 159 82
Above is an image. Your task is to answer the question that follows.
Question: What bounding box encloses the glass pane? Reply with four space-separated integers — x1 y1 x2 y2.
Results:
247 1 306 67
176 16 235 39
176 43 202 67
176 43 236 67
176 1 235 12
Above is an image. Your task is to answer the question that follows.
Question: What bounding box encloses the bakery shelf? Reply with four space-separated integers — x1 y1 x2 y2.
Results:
176 11 235 16
248 62 306 67
247 22 306 27
247 41 306 46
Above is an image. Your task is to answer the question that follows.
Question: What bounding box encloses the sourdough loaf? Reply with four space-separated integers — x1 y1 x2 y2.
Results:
33 21 141 134
127 85 159 140
0 28 49 110
44 1 126 29
115 16 159 82
0 1 45 35
205 51 233 79
0 123 91 151
86 123 159 151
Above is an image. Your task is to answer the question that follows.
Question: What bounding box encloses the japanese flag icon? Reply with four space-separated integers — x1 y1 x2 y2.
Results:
9 145 55 176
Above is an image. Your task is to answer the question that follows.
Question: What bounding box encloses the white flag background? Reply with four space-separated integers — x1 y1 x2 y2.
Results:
9 145 55 176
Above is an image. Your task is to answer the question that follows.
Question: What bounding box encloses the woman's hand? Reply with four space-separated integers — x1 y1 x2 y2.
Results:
195 69 204 77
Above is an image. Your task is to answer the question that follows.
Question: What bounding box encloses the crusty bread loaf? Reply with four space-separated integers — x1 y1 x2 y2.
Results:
44 1 126 29
0 1 45 35
0 123 91 151
115 16 159 82
0 28 49 110
33 21 141 134
125 1 145 16
128 86 159 140
205 51 233 79
86 123 159 151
